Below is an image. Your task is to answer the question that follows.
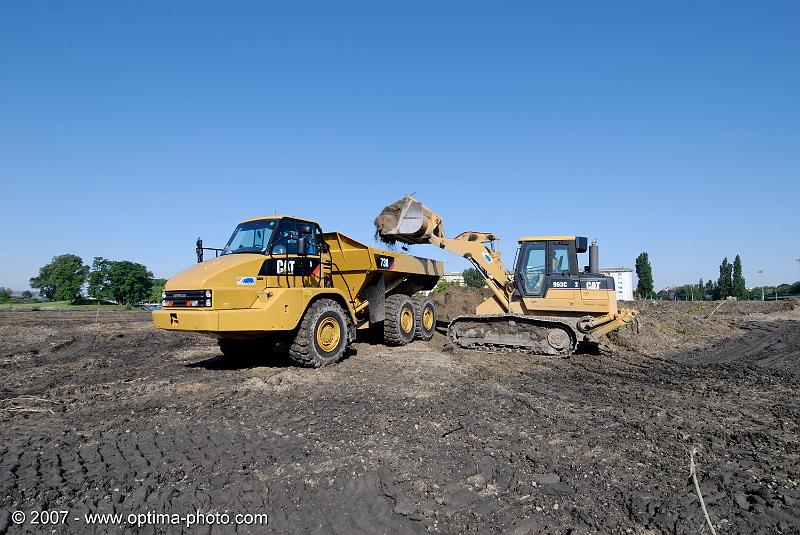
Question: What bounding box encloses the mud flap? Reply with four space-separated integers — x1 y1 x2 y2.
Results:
361 276 386 324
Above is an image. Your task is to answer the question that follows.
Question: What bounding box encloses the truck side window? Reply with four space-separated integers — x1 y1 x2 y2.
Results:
272 219 321 255
273 219 301 255
307 225 321 255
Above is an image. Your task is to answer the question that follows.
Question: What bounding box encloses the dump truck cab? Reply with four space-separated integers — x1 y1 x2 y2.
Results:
153 215 443 367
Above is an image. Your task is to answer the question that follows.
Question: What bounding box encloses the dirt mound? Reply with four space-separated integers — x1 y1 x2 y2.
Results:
432 286 492 321
623 298 794 317
608 299 799 361
672 319 800 373
373 197 404 243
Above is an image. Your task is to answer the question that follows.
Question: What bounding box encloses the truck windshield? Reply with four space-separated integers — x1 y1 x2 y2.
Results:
222 220 277 255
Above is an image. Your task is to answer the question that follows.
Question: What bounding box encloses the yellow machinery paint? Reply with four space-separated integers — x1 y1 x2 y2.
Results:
153 216 442 367
375 196 639 355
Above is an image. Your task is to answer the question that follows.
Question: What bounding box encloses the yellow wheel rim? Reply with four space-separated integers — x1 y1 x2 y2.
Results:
316 317 341 352
423 307 434 330
400 306 414 333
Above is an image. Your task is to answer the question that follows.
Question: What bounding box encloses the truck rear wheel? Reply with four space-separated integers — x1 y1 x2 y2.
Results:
413 295 436 341
289 299 351 368
384 294 416 346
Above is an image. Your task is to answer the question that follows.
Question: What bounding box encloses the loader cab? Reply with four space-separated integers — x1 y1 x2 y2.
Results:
514 236 587 297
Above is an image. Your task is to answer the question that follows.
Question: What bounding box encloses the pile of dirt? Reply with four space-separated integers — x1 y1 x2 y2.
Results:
373 198 404 244
432 286 492 321
608 299 798 358
622 298 794 317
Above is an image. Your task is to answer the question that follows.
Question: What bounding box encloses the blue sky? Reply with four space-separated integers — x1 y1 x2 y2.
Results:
1 1 798 291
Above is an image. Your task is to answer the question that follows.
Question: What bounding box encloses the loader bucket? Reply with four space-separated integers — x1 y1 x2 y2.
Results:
374 195 445 245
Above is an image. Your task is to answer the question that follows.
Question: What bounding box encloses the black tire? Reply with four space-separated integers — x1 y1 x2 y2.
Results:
413 295 436 341
384 294 416 346
289 299 351 368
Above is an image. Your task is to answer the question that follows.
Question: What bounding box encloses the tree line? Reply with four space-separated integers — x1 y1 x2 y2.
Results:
635 251 796 301
28 254 166 305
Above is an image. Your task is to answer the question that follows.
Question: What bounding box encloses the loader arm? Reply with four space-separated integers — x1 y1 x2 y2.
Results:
428 232 513 313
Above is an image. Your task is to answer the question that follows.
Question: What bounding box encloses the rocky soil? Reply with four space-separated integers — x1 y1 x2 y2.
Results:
0 297 798 534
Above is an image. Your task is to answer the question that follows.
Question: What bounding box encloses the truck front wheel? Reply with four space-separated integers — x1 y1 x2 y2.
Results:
289 299 351 368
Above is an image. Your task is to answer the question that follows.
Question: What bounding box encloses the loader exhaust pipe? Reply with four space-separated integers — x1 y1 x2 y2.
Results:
589 240 599 274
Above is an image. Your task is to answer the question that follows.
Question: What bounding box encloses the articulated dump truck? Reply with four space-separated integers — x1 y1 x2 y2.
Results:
375 196 639 356
153 216 442 367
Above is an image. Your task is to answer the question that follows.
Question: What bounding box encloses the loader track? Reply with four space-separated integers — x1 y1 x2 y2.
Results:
448 314 578 356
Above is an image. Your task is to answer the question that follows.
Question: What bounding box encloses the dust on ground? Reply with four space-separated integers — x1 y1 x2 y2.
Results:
0 297 798 534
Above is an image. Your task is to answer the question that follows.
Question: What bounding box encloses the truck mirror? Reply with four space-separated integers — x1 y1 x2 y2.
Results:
297 236 308 256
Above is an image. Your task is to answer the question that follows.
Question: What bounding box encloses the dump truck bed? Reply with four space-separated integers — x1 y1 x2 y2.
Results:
323 232 443 297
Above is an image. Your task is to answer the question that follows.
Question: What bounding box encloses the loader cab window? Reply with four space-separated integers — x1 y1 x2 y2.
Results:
519 242 546 295
271 219 321 255
222 219 277 255
551 243 571 275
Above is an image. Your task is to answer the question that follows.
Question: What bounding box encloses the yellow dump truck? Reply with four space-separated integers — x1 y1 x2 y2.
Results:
153 216 443 367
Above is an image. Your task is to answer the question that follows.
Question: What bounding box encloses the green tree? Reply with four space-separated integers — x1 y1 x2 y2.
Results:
87 257 114 302
432 279 461 294
21 290 33 299
150 278 167 303
0 287 11 303
705 279 716 299
717 257 733 299
732 255 747 300
792 281 800 295
462 268 485 288
635 252 654 299
109 261 153 305
29 254 89 303
89 259 154 305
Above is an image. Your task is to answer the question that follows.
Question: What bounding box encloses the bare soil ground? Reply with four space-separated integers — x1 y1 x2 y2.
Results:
1 296 798 534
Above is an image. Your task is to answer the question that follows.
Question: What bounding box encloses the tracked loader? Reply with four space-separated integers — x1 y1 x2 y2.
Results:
153 215 443 367
375 196 639 355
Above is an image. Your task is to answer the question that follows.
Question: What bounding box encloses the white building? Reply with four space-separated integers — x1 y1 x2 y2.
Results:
598 268 634 301
441 272 465 285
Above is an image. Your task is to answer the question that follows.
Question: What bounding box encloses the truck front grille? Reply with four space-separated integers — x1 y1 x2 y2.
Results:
163 290 212 307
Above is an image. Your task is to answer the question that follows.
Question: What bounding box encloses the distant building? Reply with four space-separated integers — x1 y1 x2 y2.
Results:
441 272 465 286
598 268 634 301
